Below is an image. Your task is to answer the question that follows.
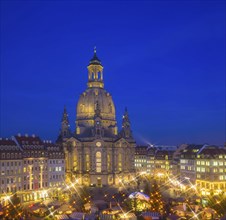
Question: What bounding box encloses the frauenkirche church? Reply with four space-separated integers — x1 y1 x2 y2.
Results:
57 50 136 186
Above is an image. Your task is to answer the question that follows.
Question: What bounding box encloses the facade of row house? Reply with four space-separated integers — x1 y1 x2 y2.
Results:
0 135 65 204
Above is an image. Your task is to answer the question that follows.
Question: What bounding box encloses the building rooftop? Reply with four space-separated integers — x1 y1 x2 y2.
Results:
0 138 21 151
155 150 174 160
198 146 226 158
135 146 149 155
14 135 45 150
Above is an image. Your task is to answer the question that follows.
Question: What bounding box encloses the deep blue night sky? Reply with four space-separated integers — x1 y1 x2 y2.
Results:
1 1 225 146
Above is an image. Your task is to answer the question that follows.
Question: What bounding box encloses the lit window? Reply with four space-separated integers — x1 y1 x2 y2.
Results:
219 176 224 180
201 168 205 172
107 154 111 172
96 152 101 173
118 153 122 171
85 154 90 171
213 161 218 166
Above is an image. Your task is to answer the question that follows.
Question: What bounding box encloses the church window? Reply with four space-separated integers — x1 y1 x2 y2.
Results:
73 152 78 171
114 127 117 135
96 151 101 173
91 72 95 80
85 154 90 171
107 154 111 172
118 153 122 171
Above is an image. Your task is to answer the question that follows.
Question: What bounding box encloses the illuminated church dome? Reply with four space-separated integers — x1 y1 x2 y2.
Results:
58 49 136 187
76 88 116 121
76 49 117 137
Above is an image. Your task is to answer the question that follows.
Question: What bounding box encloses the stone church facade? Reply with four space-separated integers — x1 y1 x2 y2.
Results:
57 50 136 186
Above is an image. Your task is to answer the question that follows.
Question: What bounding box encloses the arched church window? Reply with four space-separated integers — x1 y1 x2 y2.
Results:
96 151 101 173
107 154 111 172
73 151 78 171
118 153 122 171
92 72 95 80
85 154 90 171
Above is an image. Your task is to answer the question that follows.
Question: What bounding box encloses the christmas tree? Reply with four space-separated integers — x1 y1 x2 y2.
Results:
149 181 165 214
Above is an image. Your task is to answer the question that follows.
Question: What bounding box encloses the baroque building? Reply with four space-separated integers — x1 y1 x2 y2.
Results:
58 50 136 186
